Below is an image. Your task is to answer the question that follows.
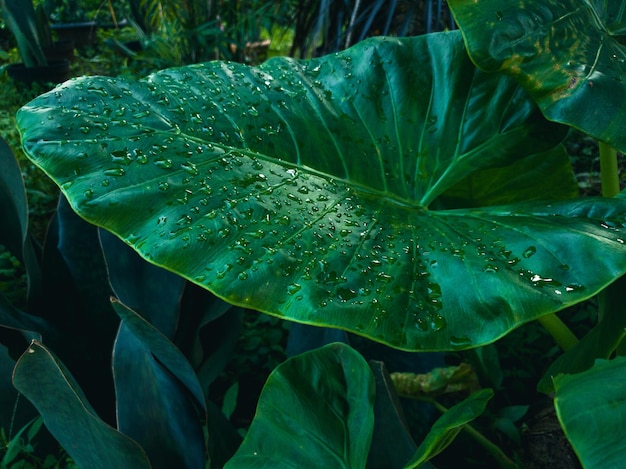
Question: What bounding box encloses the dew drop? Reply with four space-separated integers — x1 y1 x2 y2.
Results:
155 159 173 170
337 287 357 301
287 283 302 295
482 264 499 273
450 336 472 348
104 168 125 177
376 272 393 283
522 246 537 258
216 263 232 279
530 274 561 287
565 283 585 293
132 110 151 119
431 314 447 331
181 162 199 176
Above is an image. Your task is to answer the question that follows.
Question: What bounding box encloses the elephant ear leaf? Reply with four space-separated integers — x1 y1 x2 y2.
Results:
448 0 626 152
224 342 375 469
16 31 626 351
12 340 151 468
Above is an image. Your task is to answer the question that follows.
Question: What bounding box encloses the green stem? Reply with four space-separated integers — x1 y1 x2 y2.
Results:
537 313 578 351
429 400 519 469
598 142 621 323
599 141 620 198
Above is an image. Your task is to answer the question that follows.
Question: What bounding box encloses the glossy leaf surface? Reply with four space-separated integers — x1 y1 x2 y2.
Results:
224 342 375 468
554 356 626 468
12 340 151 468
448 0 626 151
17 31 626 350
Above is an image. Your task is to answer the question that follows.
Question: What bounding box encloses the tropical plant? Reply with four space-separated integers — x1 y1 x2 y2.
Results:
0 0 51 67
46 0 100 23
125 0 293 67
6 0 626 467
290 0 456 57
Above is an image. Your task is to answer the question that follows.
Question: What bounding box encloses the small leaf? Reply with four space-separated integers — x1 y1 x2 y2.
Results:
405 388 494 468
554 356 626 468
2 417 39 466
225 343 375 469
221 382 238 420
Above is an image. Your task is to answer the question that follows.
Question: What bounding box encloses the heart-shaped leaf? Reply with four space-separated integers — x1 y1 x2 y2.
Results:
17 31 626 350
448 0 626 151
224 342 375 468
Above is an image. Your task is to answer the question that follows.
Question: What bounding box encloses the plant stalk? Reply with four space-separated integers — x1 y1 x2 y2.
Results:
537 314 578 351
598 142 621 323
599 141 620 198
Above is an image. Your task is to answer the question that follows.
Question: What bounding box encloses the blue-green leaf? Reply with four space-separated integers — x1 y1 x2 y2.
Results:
12 340 151 468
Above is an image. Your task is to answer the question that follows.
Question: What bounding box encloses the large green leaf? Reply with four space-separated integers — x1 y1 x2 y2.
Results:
12 340 151 468
224 342 375 468
554 356 626 468
448 0 626 152
17 31 626 350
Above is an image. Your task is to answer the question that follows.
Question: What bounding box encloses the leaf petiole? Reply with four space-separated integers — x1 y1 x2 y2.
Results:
599 142 620 198
536 313 578 351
